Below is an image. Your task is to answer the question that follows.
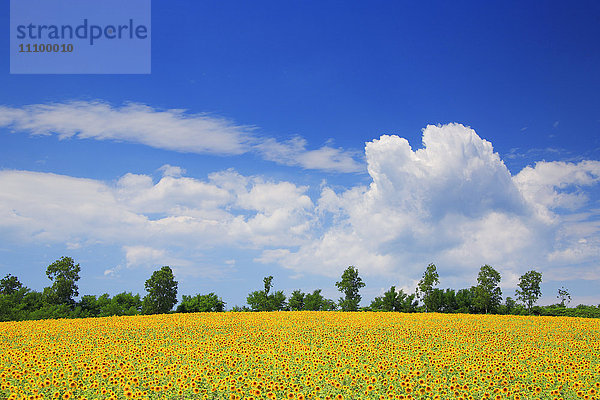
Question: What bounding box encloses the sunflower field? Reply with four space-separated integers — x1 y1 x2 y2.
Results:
1 312 599 400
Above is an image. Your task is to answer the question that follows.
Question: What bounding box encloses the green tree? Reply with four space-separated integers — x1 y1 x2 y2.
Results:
45 256 81 305
416 263 440 312
229 305 250 312
77 295 102 318
263 276 273 296
515 270 542 312
370 286 401 311
270 290 287 311
504 296 517 314
557 286 571 307
335 266 365 311
288 290 305 311
455 287 475 313
176 293 225 313
0 274 23 295
100 292 142 316
427 288 445 313
0 285 31 321
398 291 419 313
473 265 502 314
370 286 418 312
246 290 268 311
142 266 178 314
441 289 458 313
304 289 337 311
246 276 287 311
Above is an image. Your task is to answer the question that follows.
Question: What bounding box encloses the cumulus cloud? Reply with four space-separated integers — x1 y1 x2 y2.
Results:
0 168 317 273
0 123 598 291
0 101 362 172
514 160 600 213
259 124 600 287
364 125 527 218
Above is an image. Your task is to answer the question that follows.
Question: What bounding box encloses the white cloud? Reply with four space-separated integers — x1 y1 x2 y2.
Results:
0 101 253 154
0 168 317 269
124 245 170 268
258 124 600 290
257 137 363 172
103 266 122 278
0 123 599 292
158 164 186 178
116 172 231 215
514 160 600 213
0 170 148 244
0 101 362 173
237 181 312 213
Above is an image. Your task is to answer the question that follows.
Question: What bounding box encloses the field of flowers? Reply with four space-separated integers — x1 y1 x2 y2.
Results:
1 312 599 400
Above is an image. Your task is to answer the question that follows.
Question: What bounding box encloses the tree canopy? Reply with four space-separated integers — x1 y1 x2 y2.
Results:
335 266 365 311
45 256 81 305
142 266 178 314
370 286 418 312
0 274 23 295
176 293 225 313
473 265 502 314
515 270 542 312
416 263 439 312
246 276 287 311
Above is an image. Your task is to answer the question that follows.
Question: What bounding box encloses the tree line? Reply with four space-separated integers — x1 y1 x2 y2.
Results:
1 257 599 321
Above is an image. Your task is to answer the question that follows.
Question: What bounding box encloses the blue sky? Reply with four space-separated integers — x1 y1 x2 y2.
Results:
1 1 599 308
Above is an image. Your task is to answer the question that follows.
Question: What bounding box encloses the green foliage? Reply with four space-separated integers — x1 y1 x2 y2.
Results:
428 288 445 313
176 293 225 313
497 296 517 315
142 266 178 315
263 276 273 295
370 286 399 311
3 256 600 321
247 276 287 311
515 270 542 312
531 304 600 318
288 290 305 311
304 289 337 311
440 289 457 313
77 295 103 317
370 286 418 312
473 265 502 314
322 298 338 311
45 256 81 305
74 293 142 317
103 292 142 316
455 287 475 313
229 305 250 312
246 290 267 311
0 274 23 295
416 263 440 312
557 286 571 307
270 290 287 311
335 266 365 311
0 287 31 321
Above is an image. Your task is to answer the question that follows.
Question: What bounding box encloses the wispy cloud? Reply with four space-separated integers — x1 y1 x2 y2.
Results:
256 137 363 173
0 101 253 154
0 101 363 173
